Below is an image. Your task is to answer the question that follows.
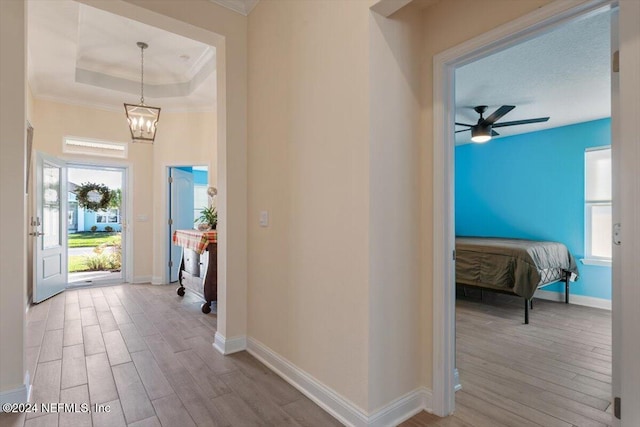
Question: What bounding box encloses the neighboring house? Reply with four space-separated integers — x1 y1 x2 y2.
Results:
68 181 122 232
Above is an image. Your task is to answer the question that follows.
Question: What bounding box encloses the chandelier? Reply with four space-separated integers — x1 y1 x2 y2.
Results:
124 42 161 143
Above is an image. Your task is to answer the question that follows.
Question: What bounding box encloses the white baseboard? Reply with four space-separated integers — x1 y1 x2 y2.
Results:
534 289 611 310
246 337 432 427
369 387 432 427
132 276 152 284
213 332 247 355
0 372 31 411
454 368 462 392
151 276 164 285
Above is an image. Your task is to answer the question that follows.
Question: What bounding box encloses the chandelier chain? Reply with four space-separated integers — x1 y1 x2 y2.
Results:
140 45 145 104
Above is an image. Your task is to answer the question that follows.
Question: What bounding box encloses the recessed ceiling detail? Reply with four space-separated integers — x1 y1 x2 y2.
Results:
209 0 259 16
28 1 216 112
455 11 611 144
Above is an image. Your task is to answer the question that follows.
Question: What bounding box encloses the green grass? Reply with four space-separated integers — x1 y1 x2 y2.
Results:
68 232 121 248
68 255 91 273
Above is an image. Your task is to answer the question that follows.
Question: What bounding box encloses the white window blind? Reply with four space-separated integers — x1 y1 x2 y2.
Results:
585 147 612 262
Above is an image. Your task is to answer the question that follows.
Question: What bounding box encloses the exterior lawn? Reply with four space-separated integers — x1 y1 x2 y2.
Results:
68 255 90 273
68 232 121 248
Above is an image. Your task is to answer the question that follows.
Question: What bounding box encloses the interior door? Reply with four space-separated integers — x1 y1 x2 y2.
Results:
610 10 620 426
169 167 194 282
33 152 67 303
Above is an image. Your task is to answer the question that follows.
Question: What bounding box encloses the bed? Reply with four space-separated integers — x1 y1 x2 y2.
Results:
455 237 579 324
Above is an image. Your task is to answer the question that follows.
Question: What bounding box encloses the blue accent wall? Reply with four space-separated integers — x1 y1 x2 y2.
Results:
174 166 208 185
455 118 611 300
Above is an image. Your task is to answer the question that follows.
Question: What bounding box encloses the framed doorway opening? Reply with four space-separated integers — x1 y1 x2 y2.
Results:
430 0 622 418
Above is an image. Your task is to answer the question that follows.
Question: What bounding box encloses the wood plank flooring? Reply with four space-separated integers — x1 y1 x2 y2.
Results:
0 285 611 427
0 284 341 427
402 291 613 427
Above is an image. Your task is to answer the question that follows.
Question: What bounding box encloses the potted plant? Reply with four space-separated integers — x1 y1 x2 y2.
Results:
195 206 217 230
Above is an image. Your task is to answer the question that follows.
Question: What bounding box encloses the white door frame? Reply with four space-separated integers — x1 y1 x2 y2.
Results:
431 0 623 417
64 159 134 285
164 163 210 284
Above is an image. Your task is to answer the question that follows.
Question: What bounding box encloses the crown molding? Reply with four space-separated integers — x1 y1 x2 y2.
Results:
208 0 259 16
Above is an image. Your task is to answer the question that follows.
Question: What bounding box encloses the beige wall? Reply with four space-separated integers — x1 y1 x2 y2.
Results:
368 3 423 411
31 99 216 284
248 0 372 410
0 0 27 394
247 0 557 414
151 110 217 283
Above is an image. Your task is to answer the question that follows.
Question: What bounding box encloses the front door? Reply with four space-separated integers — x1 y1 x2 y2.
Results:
33 152 67 303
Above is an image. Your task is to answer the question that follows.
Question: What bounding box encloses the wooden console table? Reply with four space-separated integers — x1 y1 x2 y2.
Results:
172 229 217 313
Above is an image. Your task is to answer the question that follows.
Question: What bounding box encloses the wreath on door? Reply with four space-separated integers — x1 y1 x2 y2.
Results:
74 182 112 212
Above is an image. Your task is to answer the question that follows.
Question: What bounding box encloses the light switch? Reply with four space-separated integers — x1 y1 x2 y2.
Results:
259 211 269 227
137 214 149 222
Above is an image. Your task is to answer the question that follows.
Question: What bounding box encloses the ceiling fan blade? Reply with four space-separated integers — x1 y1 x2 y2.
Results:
455 122 474 127
492 117 550 128
491 129 500 136
483 105 515 125
455 128 471 133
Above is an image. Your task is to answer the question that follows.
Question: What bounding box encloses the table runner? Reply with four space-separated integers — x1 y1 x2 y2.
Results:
172 229 217 254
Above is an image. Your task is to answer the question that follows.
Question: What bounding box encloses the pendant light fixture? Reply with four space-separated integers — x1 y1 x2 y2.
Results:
124 42 161 143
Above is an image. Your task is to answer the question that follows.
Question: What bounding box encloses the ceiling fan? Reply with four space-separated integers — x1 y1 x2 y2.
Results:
456 105 550 143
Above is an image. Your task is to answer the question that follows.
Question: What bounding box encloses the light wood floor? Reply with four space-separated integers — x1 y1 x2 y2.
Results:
0 284 342 427
0 285 612 427
402 291 613 427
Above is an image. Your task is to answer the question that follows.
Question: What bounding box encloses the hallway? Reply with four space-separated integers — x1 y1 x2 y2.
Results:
0 285 342 427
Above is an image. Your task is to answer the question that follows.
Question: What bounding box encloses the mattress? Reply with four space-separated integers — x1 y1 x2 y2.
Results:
455 237 579 300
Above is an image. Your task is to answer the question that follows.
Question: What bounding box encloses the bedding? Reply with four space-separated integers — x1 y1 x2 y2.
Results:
455 237 579 300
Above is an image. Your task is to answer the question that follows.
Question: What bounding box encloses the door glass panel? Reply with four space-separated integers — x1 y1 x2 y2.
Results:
42 162 61 249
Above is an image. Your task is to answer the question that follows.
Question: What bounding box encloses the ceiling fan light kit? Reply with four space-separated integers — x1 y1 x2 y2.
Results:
124 41 161 144
471 124 492 143
457 105 549 144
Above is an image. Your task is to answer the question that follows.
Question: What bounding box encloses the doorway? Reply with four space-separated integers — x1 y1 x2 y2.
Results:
168 165 209 283
67 164 127 286
430 0 627 420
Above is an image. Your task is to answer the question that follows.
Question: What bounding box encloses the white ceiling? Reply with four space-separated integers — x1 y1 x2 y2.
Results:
455 11 611 144
209 0 259 16
28 1 216 112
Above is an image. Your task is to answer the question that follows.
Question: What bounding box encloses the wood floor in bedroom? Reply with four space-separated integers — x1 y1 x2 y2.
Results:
402 291 613 427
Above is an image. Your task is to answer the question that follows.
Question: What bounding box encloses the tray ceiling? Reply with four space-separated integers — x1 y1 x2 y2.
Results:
28 1 216 112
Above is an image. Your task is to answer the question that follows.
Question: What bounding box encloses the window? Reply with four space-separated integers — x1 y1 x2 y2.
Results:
63 137 128 159
194 185 208 222
585 147 612 264
96 208 120 224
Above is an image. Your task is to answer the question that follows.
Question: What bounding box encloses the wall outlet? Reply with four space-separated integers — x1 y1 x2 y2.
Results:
259 211 269 227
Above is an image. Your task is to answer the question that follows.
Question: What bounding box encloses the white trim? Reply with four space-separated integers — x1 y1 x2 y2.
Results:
33 93 216 114
454 369 462 392
213 332 246 355
0 372 31 409
370 0 413 18
151 276 164 285
534 289 612 310
247 337 433 427
132 276 152 284
368 387 432 427
581 258 612 267
432 0 614 417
